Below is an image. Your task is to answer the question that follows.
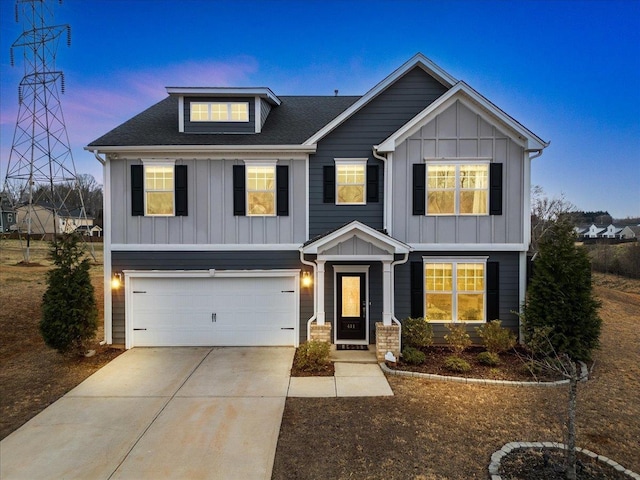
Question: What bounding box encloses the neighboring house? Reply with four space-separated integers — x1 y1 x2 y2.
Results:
86 53 548 360
15 203 94 235
577 223 637 241
0 194 16 233
76 224 103 237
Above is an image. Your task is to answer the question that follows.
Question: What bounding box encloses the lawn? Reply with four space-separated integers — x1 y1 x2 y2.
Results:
272 275 640 479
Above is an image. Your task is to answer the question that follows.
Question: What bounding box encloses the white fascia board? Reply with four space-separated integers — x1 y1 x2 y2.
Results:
84 144 316 154
376 82 548 153
124 269 299 278
410 243 528 252
166 87 281 106
112 243 301 251
303 53 457 146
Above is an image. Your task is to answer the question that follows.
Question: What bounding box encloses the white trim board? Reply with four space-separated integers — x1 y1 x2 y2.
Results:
111 243 301 251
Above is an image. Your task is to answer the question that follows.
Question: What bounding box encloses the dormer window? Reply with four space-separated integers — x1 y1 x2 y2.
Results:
190 102 249 122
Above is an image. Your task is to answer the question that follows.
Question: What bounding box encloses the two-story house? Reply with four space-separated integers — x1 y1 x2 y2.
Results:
87 54 548 361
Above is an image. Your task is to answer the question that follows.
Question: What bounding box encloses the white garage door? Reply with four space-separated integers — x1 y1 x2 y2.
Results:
129 275 297 347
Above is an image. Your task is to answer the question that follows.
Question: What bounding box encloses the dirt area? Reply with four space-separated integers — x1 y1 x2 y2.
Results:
0 239 121 440
272 273 640 479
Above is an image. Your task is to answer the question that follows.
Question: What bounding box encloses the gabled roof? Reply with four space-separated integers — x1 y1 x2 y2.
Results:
303 53 457 146
376 81 549 153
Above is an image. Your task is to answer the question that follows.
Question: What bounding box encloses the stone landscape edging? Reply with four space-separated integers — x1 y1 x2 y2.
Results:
487 441 640 479
379 361 589 387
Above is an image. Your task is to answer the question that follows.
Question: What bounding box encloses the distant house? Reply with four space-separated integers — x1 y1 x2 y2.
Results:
15 203 94 236
76 224 103 237
576 223 638 242
0 194 16 233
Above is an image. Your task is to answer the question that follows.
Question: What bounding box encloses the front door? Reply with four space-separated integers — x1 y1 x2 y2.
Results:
336 272 367 341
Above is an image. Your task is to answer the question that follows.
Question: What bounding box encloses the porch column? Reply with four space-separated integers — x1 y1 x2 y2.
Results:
382 260 393 326
316 260 326 325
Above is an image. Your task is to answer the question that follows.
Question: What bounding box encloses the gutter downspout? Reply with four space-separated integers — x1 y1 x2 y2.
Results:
391 252 409 351
299 248 317 342
92 150 108 346
372 146 390 233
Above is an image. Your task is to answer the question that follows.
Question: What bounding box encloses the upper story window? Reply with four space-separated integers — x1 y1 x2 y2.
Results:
335 159 367 205
246 165 276 216
190 102 249 122
427 163 488 215
424 259 486 322
145 165 175 216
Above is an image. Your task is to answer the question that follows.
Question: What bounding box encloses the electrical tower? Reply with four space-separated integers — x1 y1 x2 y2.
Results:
3 0 93 262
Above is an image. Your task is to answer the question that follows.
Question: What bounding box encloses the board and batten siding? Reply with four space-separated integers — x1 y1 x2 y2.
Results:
109 158 306 245
110 251 312 346
394 251 520 343
392 100 525 245
308 67 448 237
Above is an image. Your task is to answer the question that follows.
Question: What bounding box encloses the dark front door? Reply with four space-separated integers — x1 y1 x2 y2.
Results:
336 273 366 341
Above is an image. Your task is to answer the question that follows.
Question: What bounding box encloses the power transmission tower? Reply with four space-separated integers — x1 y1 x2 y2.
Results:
3 0 94 262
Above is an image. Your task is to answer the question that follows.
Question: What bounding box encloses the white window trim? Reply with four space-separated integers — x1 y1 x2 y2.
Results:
334 158 368 206
190 101 249 122
422 256 488 323
244 160 277 217
141 160 176 217
424 159 490 216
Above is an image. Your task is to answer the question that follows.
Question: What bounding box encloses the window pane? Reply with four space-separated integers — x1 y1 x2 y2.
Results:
247 166 275 215
337 185 364 204
230 103 249 121
210 103 228 121
459 165 488 214
457 263 484 291
336 164 365 204
427 165 455 188
426 293 453 321
190 103 208 121
146 192 174 215
459 165 488 188
460 190 487 214
341 276 361 317
427 191 455 214
458 294 484 321
247 192 275 215
425 263 453 291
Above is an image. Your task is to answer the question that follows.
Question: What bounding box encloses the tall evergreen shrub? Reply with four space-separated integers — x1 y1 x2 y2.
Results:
522 219 601 361
40 234 98 355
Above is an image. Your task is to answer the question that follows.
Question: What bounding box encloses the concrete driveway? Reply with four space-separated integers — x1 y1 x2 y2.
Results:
0 347 294 480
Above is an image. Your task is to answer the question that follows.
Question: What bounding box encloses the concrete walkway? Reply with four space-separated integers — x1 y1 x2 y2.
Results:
0 346 393 480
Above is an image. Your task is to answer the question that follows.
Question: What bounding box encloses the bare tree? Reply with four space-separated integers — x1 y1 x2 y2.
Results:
530 185 577 254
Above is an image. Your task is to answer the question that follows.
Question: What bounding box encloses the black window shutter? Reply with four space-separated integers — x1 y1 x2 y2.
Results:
323 165 335 203
412 164 426 215
175 165 188 216
276 165 289 216
410 261 424 318
366 165 379 203
489 163 503 215
233 165 246 216
131 165 144 216
486 261 500 320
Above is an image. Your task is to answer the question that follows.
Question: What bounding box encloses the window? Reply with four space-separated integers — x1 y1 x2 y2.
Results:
190 102 249 122
427 164 488 214
144 165 174 216
424 260 485 322
246 165 275 216
335 160 366 205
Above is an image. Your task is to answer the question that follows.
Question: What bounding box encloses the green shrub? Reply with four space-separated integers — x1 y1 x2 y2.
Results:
519 360 543 377
401 346 426 365
401 317 433 349
293 340 331 372
475 320 516 354
444 356 471 373
40 234 98 356
477 351 500 366
444 323 471 355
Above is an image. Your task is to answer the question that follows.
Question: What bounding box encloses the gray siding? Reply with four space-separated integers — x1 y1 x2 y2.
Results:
394 251 520 344
260 99 272 130
184 97 255 134
392 100 525 245
309 67 448 237
110 157 306 245
111 251 312 346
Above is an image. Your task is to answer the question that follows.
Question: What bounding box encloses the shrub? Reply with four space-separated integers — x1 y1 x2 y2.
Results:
519 360 543 377
475 320 516 354
444 323 471 356
444 356 471 373
401 346 426 365
293 340 331 373
477 351 500 366
40 234 98 356
401 317 433 349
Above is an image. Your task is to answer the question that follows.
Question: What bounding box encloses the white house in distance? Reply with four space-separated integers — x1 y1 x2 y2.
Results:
15 204 95 236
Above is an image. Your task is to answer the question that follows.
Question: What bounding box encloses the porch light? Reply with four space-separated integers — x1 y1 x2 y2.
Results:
302 271 312 288
111 273 123 290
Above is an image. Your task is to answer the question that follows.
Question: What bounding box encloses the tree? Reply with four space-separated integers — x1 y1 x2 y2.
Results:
522 218 602 361
40 234 98 355
530 186 577 254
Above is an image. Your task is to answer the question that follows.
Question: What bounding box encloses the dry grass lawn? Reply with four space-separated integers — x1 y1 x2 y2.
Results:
272 273 640 479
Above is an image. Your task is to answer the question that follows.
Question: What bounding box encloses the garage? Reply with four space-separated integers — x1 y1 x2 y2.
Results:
127 272 298 347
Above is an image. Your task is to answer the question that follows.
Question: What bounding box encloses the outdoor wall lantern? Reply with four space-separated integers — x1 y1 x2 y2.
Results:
111 272 123 290
302 271 312 288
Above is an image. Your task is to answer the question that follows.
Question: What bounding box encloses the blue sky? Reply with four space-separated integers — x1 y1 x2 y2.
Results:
1 0 639 218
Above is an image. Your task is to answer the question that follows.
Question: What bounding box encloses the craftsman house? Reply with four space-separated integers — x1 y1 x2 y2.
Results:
87 54 548 360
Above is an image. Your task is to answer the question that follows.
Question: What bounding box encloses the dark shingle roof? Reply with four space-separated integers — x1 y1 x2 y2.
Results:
88 95 360 147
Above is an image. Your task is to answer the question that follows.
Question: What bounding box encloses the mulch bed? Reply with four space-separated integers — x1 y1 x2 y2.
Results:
389 346 564 382
499 447 630 479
